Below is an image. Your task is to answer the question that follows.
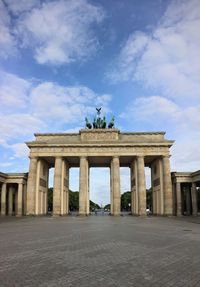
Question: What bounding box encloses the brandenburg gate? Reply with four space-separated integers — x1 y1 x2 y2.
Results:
26 128 174 216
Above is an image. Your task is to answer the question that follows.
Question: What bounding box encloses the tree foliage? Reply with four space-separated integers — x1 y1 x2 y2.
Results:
69 190 79 211
121 191 131 211
48 188 100 211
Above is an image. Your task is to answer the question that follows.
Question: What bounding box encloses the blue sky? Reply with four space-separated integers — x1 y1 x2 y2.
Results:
0 0 200 205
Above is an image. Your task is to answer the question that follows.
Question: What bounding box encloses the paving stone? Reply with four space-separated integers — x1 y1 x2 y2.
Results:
0 216 200 287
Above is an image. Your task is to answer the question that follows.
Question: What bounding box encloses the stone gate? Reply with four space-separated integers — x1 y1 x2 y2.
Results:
25 129 174 216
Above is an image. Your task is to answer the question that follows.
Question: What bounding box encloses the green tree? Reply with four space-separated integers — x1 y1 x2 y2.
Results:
146 188 152 210
121 191 131 211
48 188 53 211
48 188 101 212
90 200 101 211
69 190 79 211
104 204 110 210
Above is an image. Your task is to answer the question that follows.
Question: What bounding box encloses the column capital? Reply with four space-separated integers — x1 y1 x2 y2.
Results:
192 182 196 188
29 155 38 160
80 156 88 160
162 155 171 159
2 182 7 188
137 155 144 159
112 156 120 164
112 155 119 159
55 156 63 160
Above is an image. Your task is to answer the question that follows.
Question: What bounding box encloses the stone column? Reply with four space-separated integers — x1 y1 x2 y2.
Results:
185 186 191 215
1 183 7 216
87 167 90 215
35 159 41 215
53 157 63 216
27 156 38 215
111 156 121 216
162 156 173 215
172 183 176 216
191 182 197 216
110 160 113 214
152 189 156 214
23 184 27 215
159 159 164 215
79 157 89 215
130 160 138 215
137 156 146 215
64 161 69 215
16 183 23 216
8 186 14 216
44 190 47 215
176 182 182 216
130 161 135 214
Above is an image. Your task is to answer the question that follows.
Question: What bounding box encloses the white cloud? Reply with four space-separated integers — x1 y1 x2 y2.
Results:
121 96 179 122
0 69 112 152
0 0 105 65
0 113 45 142
122 96 200 134
0 70 31 109
108 0 200 102
10 143 29 158
4 0 39 15
122 95 200 172
110 0 200 173
29 82 111 123
0 0 16 58
13 0 105 65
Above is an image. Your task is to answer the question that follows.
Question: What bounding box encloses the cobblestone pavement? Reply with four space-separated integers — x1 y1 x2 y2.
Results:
0 215 200 287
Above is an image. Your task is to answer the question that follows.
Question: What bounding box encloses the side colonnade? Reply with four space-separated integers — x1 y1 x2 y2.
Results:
0 173 27 216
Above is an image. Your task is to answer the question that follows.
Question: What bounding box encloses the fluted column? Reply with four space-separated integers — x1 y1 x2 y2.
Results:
8 186 14 216
23 184 27 215
27 156 38 215
79 157 89 215
130 160 138 215
162 156 173 215
159 158 164 215
130 161 135 214
111 156 121 215
87 167 90 214
1 183 7 216
16 183 23 216
185 186 191 215
65 162 69 215
53 157 63 216
137 156 146 215
191 182 197 216
35 159 41 215
176 182 182 216
110 160 113 214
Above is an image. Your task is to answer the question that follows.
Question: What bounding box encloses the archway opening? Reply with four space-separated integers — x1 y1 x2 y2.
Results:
48 167 54 214
197 184 200 213
120 167 131 214
145 167 152 214
90 168 110 215
69 167 79 214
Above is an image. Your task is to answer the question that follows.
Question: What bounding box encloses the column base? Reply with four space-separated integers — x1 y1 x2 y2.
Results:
78 212 89 216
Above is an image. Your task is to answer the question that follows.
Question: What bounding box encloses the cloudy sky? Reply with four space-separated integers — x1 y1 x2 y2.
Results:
0 0 200 205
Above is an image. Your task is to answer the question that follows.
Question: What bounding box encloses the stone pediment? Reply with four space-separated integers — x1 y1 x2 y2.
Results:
80 129 119 141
